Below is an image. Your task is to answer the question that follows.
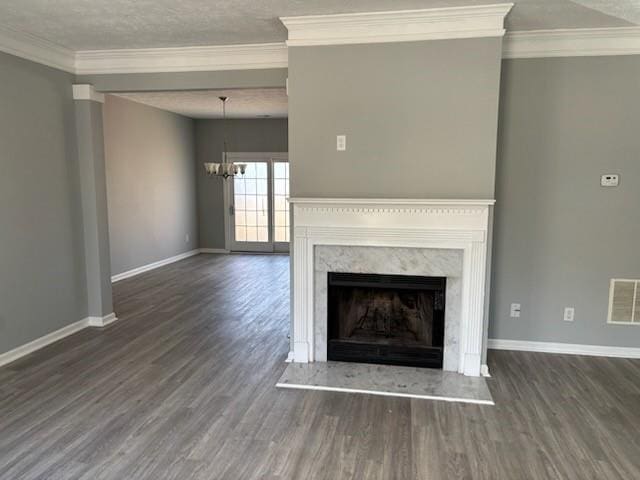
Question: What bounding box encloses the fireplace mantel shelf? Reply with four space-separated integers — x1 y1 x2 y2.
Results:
288 198 496 206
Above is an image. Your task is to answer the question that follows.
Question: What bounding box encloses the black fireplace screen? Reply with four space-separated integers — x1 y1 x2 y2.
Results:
327 272 446 368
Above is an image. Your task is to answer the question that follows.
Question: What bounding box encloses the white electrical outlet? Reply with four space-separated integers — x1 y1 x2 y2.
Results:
601 174 619 187
337 135 346 151
185 234 190 243
563 307 575 322
510 303 521 318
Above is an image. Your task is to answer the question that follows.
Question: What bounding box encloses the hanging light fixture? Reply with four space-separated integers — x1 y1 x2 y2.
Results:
203 96 247 179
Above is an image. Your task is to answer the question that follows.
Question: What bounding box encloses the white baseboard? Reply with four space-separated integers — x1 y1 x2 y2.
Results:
199 248 230 254
87 312 118 328
488 339 640 359
0 318 89 368
0 312 117 368
111 249 200 283
480 364 491 377
0 312 119 368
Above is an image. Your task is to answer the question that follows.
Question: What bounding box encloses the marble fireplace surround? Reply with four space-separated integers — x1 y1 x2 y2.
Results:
314 246 463 371
289 198 494 377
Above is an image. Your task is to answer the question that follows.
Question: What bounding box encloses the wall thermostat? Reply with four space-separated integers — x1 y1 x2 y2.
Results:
601 174 619 187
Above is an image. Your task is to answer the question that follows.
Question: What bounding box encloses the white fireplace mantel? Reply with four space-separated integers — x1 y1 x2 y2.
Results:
289 197 495 377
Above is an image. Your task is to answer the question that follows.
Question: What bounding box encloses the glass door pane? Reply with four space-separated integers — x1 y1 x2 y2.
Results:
232 162 270 251
273 162 290 244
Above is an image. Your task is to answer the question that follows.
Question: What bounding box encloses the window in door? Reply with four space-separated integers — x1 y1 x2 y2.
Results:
232 162 269 249
273 161 290 244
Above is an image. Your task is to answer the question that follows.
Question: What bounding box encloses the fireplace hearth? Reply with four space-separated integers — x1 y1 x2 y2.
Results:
327 272 446 368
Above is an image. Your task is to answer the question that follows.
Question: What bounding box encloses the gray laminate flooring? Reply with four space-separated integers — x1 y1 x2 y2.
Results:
1 253 639 479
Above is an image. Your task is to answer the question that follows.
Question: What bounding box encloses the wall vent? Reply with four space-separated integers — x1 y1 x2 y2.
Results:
607 279 640 325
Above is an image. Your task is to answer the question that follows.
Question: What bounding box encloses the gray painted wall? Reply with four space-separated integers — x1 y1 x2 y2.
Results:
490 56 640 348
288 38 503 198
196 119 288 249
103 95 198 276
0 52 88 354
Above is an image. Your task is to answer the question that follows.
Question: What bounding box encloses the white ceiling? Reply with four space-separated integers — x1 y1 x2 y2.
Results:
0 0 638 51
114 89 288 119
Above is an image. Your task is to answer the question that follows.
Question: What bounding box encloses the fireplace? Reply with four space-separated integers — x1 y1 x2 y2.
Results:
289 198 493 376
327 272 446 368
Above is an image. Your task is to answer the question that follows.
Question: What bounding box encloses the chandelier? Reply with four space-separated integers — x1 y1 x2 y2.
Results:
203 96 247 179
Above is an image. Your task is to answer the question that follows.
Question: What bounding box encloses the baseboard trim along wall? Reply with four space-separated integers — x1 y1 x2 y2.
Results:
199 248 231 254
111 249 201 283
0 313 119 368
488 339 640 359
87 312 118 327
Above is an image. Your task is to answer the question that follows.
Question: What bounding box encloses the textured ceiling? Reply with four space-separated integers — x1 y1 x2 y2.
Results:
114 89 288 119
0 1 637 51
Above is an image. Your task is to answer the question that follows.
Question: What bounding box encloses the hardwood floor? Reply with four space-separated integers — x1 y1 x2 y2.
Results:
1 253 639 479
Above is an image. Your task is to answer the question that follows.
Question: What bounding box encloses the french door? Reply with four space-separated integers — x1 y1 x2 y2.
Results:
226 153 289 253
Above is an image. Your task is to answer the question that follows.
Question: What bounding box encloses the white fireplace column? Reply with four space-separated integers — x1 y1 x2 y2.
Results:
289 198 494 377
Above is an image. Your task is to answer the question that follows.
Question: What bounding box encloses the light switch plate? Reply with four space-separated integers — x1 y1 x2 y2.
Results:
337 135 346 151
563 307 575 322
601 174 619 187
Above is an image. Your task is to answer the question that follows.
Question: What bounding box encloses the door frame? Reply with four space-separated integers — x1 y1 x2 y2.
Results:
222 152 289 253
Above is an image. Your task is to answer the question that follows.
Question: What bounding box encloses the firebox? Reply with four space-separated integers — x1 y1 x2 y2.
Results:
327 272 446 368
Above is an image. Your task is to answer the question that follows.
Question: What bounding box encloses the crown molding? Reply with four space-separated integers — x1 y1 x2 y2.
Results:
75 42 288 74
503 27 640 58
3 20 640 76
0 25 75 73
280 4 514 47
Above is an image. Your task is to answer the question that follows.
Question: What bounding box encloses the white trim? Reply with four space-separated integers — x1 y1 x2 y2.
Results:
281 5 513 47
285 351 296 363
289 197 495 206
480 364 491 377
75 42 288 74
503 27 640 59
87 312 119 328
290 198 492 376
0 24 75 73
275 382 495 405
111 249 200 283
488 339 640 359
72 84 105 103
4 24 640 76
0 318 89 367
200 248 230 254
0 313 117 368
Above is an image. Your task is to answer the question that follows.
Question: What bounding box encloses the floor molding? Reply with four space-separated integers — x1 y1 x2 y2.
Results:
488 338 640 359
111 249 200 283
199 248 231 254
0 313 114 368
87 312 119 328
